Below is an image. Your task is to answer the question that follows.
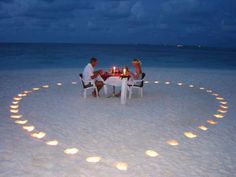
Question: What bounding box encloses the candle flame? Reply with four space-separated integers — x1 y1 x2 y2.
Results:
212 93 219 96
13 97 22 101
86 156 101 163
189 85 194 88
199 87 205 90
64 148 79 155
46 140 58 146
154 81 159 84
10 105 19 109
216 97 224 101
207 120 218 125
31 131 46 139
220 101 227 105
198 125 208 131
57 83 62 86
145 150 159 157
220 105 228 109
177 83 183 86
15 120 28 125
213 114 224 119
23 125 35 132
165 81 170 85
33 88 40 91
144 81 149 84
166 139 179 146
206 90 212 93
217 109 227 113
42 85 49 88
10 114 22 119
12 101 19 104
72 82 77 84
10 109 19 113
184 132 197 138
115 162 128 171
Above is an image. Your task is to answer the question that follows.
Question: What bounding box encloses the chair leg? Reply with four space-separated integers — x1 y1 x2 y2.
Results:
140 88 143 97
95 88 99 99
83 89 86 98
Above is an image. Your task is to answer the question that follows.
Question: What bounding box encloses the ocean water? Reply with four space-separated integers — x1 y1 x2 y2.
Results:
0 43 236 70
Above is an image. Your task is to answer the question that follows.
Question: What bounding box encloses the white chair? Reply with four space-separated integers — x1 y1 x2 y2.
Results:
128 73 146 99
97 75 108 96
79 73 98 99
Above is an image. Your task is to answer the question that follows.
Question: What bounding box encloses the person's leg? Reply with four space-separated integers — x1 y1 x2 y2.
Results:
95 80 104 92
92 81 104 97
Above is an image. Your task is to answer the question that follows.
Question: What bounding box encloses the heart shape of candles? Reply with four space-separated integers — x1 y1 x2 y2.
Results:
9 80 228 171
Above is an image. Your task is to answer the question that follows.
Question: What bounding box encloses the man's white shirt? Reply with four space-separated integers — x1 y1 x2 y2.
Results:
83 63 94 84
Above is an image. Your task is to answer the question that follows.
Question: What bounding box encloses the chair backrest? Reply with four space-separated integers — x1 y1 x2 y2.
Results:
139 73 145 87
79 73 86 88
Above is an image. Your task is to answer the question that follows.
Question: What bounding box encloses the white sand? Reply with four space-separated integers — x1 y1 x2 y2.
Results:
0 67 236 177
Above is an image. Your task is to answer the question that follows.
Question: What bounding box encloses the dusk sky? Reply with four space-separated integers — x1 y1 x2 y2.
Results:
0 0 236 47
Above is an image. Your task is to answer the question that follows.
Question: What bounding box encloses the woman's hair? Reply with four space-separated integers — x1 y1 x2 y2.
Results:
132 58 142 72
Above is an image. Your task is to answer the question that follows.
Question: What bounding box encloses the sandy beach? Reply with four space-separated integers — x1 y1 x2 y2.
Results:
0 67 235 177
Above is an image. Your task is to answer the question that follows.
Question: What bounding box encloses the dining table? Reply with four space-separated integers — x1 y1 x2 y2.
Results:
103 73 129 105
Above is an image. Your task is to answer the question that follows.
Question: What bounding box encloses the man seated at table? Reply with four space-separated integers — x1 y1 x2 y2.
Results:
82 57 104 97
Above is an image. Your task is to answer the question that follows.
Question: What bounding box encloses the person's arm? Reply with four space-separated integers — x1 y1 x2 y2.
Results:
91 70 103 79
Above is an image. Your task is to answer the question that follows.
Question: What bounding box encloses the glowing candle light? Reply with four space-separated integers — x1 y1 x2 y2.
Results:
217 109 227 113
64 148 79 155
212 93 219 96
198 125 208 131
10 109 19 113
122 68 127 75
112 66 116 74
213 114 224 119
72 82 77 84
15 120 28 125
46 140 58 146
18 94 23 97
220 105 228 109
206 90 212 93
33 88 40 91
31 131 46 139
145 150 159 157
21 93 27 97
10 114 22 119
177 83 183 86
220 101 227 105
42 85 49 88
165 81 170 85
12 101 19 105
23 125 35 132
207 120 218 125
184 132 197 138
199 87 205 90
86 156 101 163
14 97 22 101
144 81 149 84
166 139 179 146
189 85 194 88
154 81 159 84
216 97 224 101
115 162 128 171
10 105 19 109
57 83 62 86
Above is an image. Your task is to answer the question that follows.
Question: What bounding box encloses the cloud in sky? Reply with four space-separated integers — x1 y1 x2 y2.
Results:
0 0 236 47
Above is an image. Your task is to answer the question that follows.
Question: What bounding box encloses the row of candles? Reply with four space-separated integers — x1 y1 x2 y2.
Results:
111 66 128 75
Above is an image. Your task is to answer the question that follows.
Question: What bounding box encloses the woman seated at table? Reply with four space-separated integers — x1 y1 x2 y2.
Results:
129 58 143 79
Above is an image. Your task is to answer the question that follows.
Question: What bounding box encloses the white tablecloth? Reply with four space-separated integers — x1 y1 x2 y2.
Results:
105 76 122 86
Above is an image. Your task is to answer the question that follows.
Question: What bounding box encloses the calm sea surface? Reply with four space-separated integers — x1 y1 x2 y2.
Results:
0 43 236 70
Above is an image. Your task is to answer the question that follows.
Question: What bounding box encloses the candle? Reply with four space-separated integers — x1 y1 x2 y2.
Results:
123 68 126 75
113 66 116 74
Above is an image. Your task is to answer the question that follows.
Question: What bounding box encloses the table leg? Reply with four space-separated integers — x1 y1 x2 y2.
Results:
121 78 127 104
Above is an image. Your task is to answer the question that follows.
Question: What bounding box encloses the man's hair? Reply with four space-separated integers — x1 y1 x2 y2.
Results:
90 57 97 63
